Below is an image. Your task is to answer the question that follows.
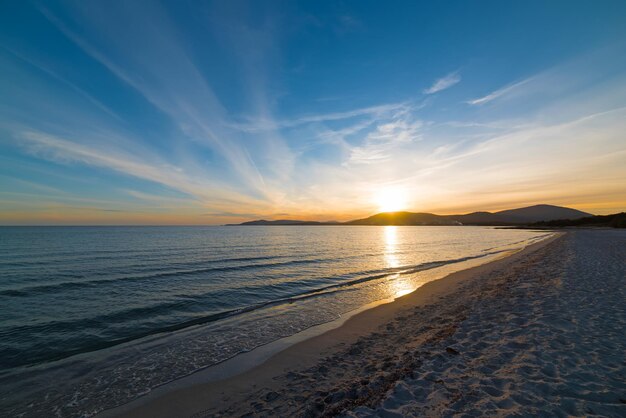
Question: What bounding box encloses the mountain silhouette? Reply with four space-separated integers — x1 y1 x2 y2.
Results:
230 204 592 226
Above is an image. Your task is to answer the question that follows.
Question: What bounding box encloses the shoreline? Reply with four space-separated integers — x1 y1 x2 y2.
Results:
102 232 561 417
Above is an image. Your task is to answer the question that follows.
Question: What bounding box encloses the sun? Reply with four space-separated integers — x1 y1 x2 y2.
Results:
374 187 408 212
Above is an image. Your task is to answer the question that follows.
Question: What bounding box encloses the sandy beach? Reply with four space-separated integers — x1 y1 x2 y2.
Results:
104 229 626 417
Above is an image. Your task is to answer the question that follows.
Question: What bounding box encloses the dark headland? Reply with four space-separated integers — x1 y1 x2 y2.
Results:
229 204 598 226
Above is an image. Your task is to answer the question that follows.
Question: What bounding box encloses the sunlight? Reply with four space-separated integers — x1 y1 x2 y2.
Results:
383 226 415 298
391 278 415 298
375 187 408 212
384 226 399 268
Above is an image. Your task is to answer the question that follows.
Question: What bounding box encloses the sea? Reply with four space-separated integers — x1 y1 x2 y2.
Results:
0 225 551 417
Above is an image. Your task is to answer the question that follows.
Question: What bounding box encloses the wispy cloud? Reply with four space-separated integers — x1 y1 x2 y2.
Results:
2 46 124 122
347 114 422 165
229 103 407 133
39 2 274 199
423 71 461 94
17 130 267 210
467 77 533 105
0 175 68 195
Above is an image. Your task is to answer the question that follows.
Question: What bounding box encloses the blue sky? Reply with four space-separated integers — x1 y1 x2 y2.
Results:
1 0 626 224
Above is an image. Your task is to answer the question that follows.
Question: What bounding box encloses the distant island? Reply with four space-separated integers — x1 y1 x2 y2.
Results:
227 204 623 227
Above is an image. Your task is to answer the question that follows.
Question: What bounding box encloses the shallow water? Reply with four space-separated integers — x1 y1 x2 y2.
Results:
0 225 550 417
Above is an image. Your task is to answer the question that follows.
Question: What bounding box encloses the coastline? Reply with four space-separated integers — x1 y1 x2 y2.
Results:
101 232 561 418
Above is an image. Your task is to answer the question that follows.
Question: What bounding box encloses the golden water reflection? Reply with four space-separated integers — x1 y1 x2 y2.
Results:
384 226 399 268
383 226 416 299
391 278 415 298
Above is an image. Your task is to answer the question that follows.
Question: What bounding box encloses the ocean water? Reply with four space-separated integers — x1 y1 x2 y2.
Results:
0 226 551 417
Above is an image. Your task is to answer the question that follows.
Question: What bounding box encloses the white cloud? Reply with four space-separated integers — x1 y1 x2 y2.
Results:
423 71 461 94
229 103 407 133
347 115 422 165
467 77 533 105
17 130 266 209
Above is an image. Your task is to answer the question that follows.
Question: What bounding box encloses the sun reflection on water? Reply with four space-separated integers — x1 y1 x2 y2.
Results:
383 226 417 298
384 226 399 268
391 278 415 298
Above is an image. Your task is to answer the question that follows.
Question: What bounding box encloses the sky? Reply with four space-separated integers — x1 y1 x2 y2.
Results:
1 0 626 225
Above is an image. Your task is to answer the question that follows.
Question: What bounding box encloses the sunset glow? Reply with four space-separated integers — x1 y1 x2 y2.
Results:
0 2 625 224
375 188 409 213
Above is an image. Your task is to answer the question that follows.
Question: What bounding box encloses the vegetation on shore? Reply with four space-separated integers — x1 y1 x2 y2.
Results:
532 212 626 228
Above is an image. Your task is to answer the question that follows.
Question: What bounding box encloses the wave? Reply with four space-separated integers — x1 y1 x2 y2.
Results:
0 241 300 264
0 255 333 297
0 249 503 369
0 247 399 297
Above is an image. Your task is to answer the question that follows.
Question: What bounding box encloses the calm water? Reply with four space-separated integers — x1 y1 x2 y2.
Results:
0 226 551 417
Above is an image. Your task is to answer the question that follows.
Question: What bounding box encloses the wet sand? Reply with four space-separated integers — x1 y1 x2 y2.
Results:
104 230 626 417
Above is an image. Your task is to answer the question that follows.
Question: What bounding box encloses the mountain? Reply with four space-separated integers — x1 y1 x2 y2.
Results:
493 204 591 223
345 212 460 226
448 205 591 225
229 204 593 226
447 211 508 225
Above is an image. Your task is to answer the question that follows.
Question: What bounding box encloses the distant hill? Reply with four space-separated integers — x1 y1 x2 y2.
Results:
447 211 509 225
229 204 593 226
345 212 460 226
448 204 592 225
493 204 591 223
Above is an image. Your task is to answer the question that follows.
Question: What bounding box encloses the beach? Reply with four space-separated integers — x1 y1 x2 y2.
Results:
104 229 626 417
